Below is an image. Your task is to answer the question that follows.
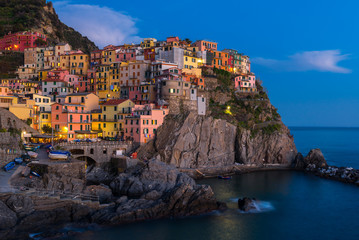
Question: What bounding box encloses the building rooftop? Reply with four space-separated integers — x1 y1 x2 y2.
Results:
102 99 128 105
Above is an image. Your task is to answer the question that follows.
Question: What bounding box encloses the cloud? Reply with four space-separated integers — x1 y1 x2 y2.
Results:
253 50 351 73
53 1 142 48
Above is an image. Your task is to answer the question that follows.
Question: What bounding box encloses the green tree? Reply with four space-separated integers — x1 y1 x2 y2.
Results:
42 124 54 134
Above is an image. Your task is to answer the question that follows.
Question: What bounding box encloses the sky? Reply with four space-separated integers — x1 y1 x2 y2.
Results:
53 0 359 127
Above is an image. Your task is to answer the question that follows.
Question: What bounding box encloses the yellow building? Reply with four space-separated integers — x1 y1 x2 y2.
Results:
96 99 134 138
8 98 35 126
102 49 117 64
60 54 71 71
140 38 157 49
32 94 53 132
91 109 103 137
69 52 90 76
0 96 18 109
183 49 201 76
108 62 121 98
96 64 111 98
38 69 50 81
17 65 37 80
38 112 52 133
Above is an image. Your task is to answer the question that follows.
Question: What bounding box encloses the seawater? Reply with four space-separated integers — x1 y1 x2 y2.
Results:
69 127 359 240
290 127 359 168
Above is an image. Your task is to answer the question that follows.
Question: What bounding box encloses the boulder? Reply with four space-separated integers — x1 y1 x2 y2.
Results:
0 200 17 229
238 197 258 212
5 195 34 218
84 185 113 203
304 149 328 168
293 153 305 169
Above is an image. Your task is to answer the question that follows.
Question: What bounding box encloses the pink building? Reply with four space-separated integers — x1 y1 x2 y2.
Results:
0 31 47 52
124 104 169 144
51 103 91 141
129 86 142 101
116 48 136 62
167 36 179 43
193 40 217 52
234 74 257 93
48 69 69 82
64 74 80 87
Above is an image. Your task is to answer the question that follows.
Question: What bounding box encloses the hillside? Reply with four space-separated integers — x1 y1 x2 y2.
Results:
137 68 297 173
0 0 98 53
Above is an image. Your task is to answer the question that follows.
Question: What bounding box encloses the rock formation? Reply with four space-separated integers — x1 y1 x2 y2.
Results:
237 197 258 212
137 112 297 169
1 160 224 239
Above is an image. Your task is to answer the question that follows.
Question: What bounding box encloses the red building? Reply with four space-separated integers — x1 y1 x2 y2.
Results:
0 31 47 52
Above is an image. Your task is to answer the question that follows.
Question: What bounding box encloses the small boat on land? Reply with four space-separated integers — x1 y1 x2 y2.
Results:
14 157 23 164
31 171 41 177
3 161 15 171
27 151 38 159
48 151 71 160
24 144 40 152
218 175 232 180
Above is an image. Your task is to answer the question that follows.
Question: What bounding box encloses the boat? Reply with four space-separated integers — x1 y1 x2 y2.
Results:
27 151 38 159
31 171 41 177
3 161 15 171
14 157 23 164
218 175 232 180
48 151 71 160
24 144 40 152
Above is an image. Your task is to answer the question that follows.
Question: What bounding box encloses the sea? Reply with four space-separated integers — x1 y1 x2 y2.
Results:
62 127 359 240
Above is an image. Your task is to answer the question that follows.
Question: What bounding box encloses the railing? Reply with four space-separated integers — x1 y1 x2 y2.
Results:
63 109 91 114
58 140 133 147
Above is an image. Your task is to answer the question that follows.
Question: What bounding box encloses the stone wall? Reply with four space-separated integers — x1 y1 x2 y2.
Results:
0 107 37 134
0 132 21 167
58 141 134 164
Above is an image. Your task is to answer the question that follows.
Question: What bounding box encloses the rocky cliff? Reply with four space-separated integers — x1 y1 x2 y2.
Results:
137 69 297 170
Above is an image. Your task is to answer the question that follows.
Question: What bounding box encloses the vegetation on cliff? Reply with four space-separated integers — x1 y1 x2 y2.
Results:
0 0 98 53
0 51 23 78
206 68 283 136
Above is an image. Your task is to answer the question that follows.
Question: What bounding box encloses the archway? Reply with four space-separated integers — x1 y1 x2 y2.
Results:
76 155 96 168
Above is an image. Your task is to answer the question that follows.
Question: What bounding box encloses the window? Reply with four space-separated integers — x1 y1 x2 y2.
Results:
103 107 106 111
90 149 94 154
70 125 72 130
68 97 71 103
103 148 107 154
103 123 106 128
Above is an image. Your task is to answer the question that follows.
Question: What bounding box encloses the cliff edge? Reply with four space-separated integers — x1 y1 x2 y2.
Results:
138 68 297 170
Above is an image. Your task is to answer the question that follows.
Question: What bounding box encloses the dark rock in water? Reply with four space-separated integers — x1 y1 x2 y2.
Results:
0 200 17 229
304 149 328 168
238 197 258 212
293 152 305 169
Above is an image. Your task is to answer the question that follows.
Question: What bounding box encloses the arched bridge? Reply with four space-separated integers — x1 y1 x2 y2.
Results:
57 141 134 164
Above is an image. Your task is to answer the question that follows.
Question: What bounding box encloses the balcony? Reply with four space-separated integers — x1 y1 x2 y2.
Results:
63 109 91 114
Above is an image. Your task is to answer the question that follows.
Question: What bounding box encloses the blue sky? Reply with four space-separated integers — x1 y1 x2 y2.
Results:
53 0 359 127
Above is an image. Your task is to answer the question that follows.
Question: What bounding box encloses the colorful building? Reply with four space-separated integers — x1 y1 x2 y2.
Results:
95 99 135 138
234 74 257 93
193 40 217 52
124 104 169 144
0 31 47 52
